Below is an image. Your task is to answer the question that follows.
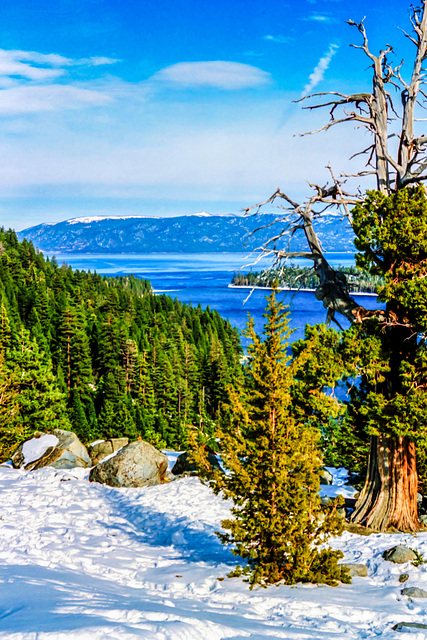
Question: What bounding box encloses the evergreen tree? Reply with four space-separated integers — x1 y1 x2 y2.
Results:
1 327 70 454
68 388 91 442
0 350 20 460
196 289 348 587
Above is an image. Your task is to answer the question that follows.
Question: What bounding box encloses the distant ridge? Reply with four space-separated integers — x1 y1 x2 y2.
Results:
17 213 355 254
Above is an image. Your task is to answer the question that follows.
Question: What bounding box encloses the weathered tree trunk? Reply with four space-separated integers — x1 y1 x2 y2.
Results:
351 435 419 531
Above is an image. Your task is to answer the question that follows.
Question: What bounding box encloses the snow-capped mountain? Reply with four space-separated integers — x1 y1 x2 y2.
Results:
17 213 355 254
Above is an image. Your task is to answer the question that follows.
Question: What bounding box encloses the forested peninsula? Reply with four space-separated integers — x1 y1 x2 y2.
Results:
231 265 384 295
0 229 242 460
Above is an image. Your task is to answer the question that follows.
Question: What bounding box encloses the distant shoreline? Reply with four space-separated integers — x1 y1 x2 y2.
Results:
228 284 378 297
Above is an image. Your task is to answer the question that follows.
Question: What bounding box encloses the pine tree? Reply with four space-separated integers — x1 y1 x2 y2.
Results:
68 388 91 442
0 327 71 457
0 350 20 460
196 289 348 587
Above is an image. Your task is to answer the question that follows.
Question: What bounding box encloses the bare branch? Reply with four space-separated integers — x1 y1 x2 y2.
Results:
297 114 373 138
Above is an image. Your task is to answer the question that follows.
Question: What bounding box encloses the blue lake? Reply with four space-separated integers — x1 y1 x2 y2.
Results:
50 252 382 344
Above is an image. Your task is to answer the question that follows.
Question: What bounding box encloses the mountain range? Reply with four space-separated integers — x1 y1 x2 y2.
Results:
17 213 355 254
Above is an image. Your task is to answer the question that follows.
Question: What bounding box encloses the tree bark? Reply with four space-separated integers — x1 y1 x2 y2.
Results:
351 435 419 531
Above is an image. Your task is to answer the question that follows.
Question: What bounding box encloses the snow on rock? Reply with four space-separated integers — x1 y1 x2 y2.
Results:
22 434 59 465
1 466 427 639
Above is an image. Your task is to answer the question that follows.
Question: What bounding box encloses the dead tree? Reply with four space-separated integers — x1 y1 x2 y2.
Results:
248 3 427 531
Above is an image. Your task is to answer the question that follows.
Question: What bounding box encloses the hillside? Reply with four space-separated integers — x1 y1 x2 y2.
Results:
17 213 355 254
0 230 242 459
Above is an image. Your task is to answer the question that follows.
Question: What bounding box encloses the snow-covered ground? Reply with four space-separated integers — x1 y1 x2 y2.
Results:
1 462 427 639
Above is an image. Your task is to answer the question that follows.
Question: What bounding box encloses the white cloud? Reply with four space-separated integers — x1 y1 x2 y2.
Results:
0 48 120 115
0 51 65 81
0 49 120 83
301 43 339 97
84 56 121 66
5 50 72 67
263 35 292 44
151 61 272 90
304 14 336 23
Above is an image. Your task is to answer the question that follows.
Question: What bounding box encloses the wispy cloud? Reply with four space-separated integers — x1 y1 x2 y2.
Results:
301 43 339 97
0 49 120 80
0 85 112 114
0 51 64 82
263 35 292 44
304 14 336 23
151 61 272 90
84 56 120 67
0 49 119 114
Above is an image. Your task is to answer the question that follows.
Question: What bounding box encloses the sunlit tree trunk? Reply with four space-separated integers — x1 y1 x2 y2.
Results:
351 435 419 531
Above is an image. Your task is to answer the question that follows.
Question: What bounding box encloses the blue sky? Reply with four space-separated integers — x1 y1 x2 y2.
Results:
0 0 419 230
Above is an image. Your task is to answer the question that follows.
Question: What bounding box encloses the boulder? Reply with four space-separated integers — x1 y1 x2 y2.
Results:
11 430 91 470
171 450 221 476
399 573 409 583
401 587 427 598
89 438 129 466
393 622 427 632
382 545 417 564
339 563 368 577
319 468 333 485
89 440 168 488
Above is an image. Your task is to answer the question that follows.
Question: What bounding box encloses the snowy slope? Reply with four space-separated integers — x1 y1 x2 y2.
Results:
1 464 427 639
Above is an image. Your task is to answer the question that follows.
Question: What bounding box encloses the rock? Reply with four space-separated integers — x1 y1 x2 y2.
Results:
401 587 427 598
11 430 91 470
339 563 368 577
89 438 129 466
420 514 427 527
319 468 333 485
89 440 168 488
393 622 427 631
382 545 417 564
399 573 409 583
171 450 221 476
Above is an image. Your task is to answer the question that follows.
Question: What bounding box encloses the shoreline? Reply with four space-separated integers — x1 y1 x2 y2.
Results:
228 284 379 297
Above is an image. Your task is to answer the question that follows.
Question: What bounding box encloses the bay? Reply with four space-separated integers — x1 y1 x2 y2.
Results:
50 251 382 344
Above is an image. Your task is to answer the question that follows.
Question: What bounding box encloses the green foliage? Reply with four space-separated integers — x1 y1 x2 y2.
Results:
291 324 370 476
409 548 425 567
0 326 71 459
196 289 349 588
353 186 427 331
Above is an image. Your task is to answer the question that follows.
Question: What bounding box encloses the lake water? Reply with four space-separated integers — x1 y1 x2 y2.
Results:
51 252 382 344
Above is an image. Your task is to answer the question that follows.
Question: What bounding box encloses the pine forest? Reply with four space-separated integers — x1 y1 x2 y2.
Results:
0 229 242 460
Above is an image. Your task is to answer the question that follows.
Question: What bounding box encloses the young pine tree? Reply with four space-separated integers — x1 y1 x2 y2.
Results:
199 288 348 588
